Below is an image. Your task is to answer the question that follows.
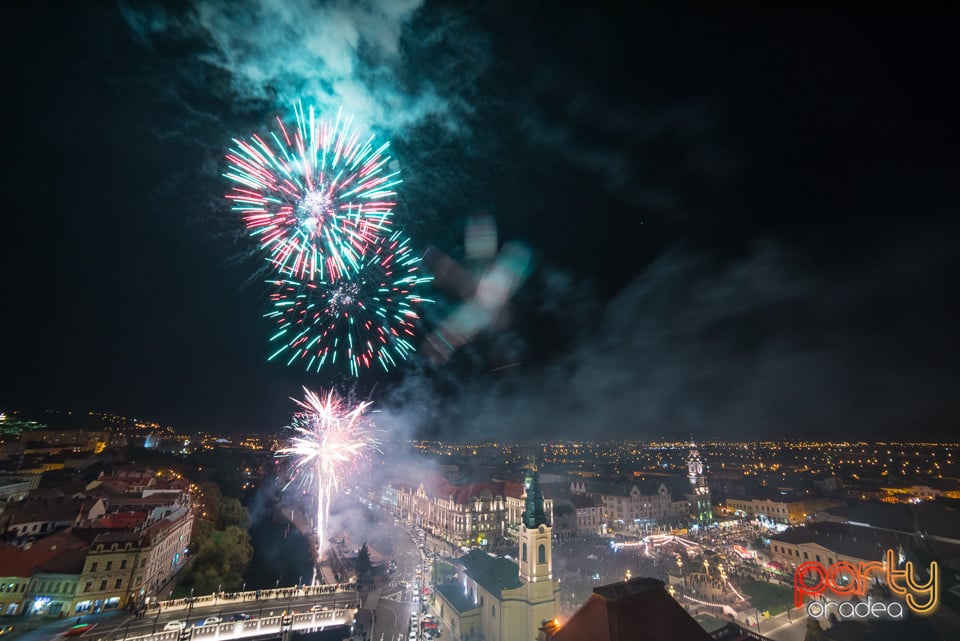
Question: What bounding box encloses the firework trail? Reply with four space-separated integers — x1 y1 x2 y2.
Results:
265 229 433 375
276 388 379 574
225 101 401 282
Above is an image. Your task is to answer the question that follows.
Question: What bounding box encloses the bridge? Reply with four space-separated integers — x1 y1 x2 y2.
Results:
93 585 360 641
113 610 355 641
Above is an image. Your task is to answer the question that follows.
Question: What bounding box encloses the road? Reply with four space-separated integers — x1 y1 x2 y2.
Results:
362 504 426 641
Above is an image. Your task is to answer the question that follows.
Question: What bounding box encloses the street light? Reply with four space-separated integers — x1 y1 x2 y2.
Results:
187 587 195 624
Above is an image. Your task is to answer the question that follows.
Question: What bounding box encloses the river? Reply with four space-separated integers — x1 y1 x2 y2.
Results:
245 489 316 590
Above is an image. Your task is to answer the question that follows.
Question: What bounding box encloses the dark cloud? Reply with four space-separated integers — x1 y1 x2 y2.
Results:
384 227 959 441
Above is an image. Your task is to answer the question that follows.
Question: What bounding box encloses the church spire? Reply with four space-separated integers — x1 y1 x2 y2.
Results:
522 469 549 528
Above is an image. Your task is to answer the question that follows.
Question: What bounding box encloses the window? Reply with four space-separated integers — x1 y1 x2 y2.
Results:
538 544 546 564
522 543 527 562
106 561 113 571
84 582 93 593
99 580 107 591
491 605 496 619
91 562 99 573
120 560 127 570
140 559 146 568
115 578 122 589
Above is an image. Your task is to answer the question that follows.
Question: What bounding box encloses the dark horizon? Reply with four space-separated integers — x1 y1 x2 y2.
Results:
2 4 957 442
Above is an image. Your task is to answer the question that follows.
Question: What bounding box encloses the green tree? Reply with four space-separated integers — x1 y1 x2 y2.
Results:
199 482 223 514
217 498 250 530
356 542 372 581
189 525 253 593
189 518 215 554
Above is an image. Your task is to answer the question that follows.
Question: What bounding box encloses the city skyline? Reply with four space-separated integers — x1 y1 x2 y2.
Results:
2 4 957 441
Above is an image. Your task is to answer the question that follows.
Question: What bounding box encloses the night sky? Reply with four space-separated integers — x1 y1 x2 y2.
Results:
2 3 957 441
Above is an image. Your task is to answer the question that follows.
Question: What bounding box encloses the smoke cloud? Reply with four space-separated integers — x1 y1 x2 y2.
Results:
121 0 478 135
381 228 960 442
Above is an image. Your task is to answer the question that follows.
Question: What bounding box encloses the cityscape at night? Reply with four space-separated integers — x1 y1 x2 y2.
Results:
1 3 958 641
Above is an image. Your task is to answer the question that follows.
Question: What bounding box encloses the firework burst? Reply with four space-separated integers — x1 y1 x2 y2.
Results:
265 229 433 376
225 102 401 282
276 387 379 566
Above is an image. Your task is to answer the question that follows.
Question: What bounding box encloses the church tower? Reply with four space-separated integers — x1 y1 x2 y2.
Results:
687 441 712 525
519 469 552 582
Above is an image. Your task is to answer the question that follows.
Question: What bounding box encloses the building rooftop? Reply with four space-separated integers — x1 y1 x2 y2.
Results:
565 494 602 510
548 577 712 641
35 546 88 575
2 497 84 527
770 522 911 562
820 501 960 542
459 549 522 595
435 583 479 614
0 530 89 578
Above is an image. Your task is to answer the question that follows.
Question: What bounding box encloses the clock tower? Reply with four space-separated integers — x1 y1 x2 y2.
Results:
687 441 712 525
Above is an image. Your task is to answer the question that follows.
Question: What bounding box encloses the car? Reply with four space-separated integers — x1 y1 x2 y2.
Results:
164 621 187 632
230 613 251 622
309 604 327 613
63 624 94 637
194 617 221 627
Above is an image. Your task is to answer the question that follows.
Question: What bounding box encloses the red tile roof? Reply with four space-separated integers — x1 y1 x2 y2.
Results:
0 531 89 578
92 511 148 529
416 475 507 505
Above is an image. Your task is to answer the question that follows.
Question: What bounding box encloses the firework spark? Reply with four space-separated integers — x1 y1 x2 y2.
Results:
265 229 434 376
225 101 401 282
276 388 379 569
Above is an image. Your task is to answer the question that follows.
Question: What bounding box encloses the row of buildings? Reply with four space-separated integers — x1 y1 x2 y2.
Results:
0 468 194 617
431 470 765 641
386 444 714 547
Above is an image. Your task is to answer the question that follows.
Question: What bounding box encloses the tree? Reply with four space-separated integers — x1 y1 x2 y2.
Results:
217 498 250 530
198 482 223 522
356 542 372 581
188 525 254 593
